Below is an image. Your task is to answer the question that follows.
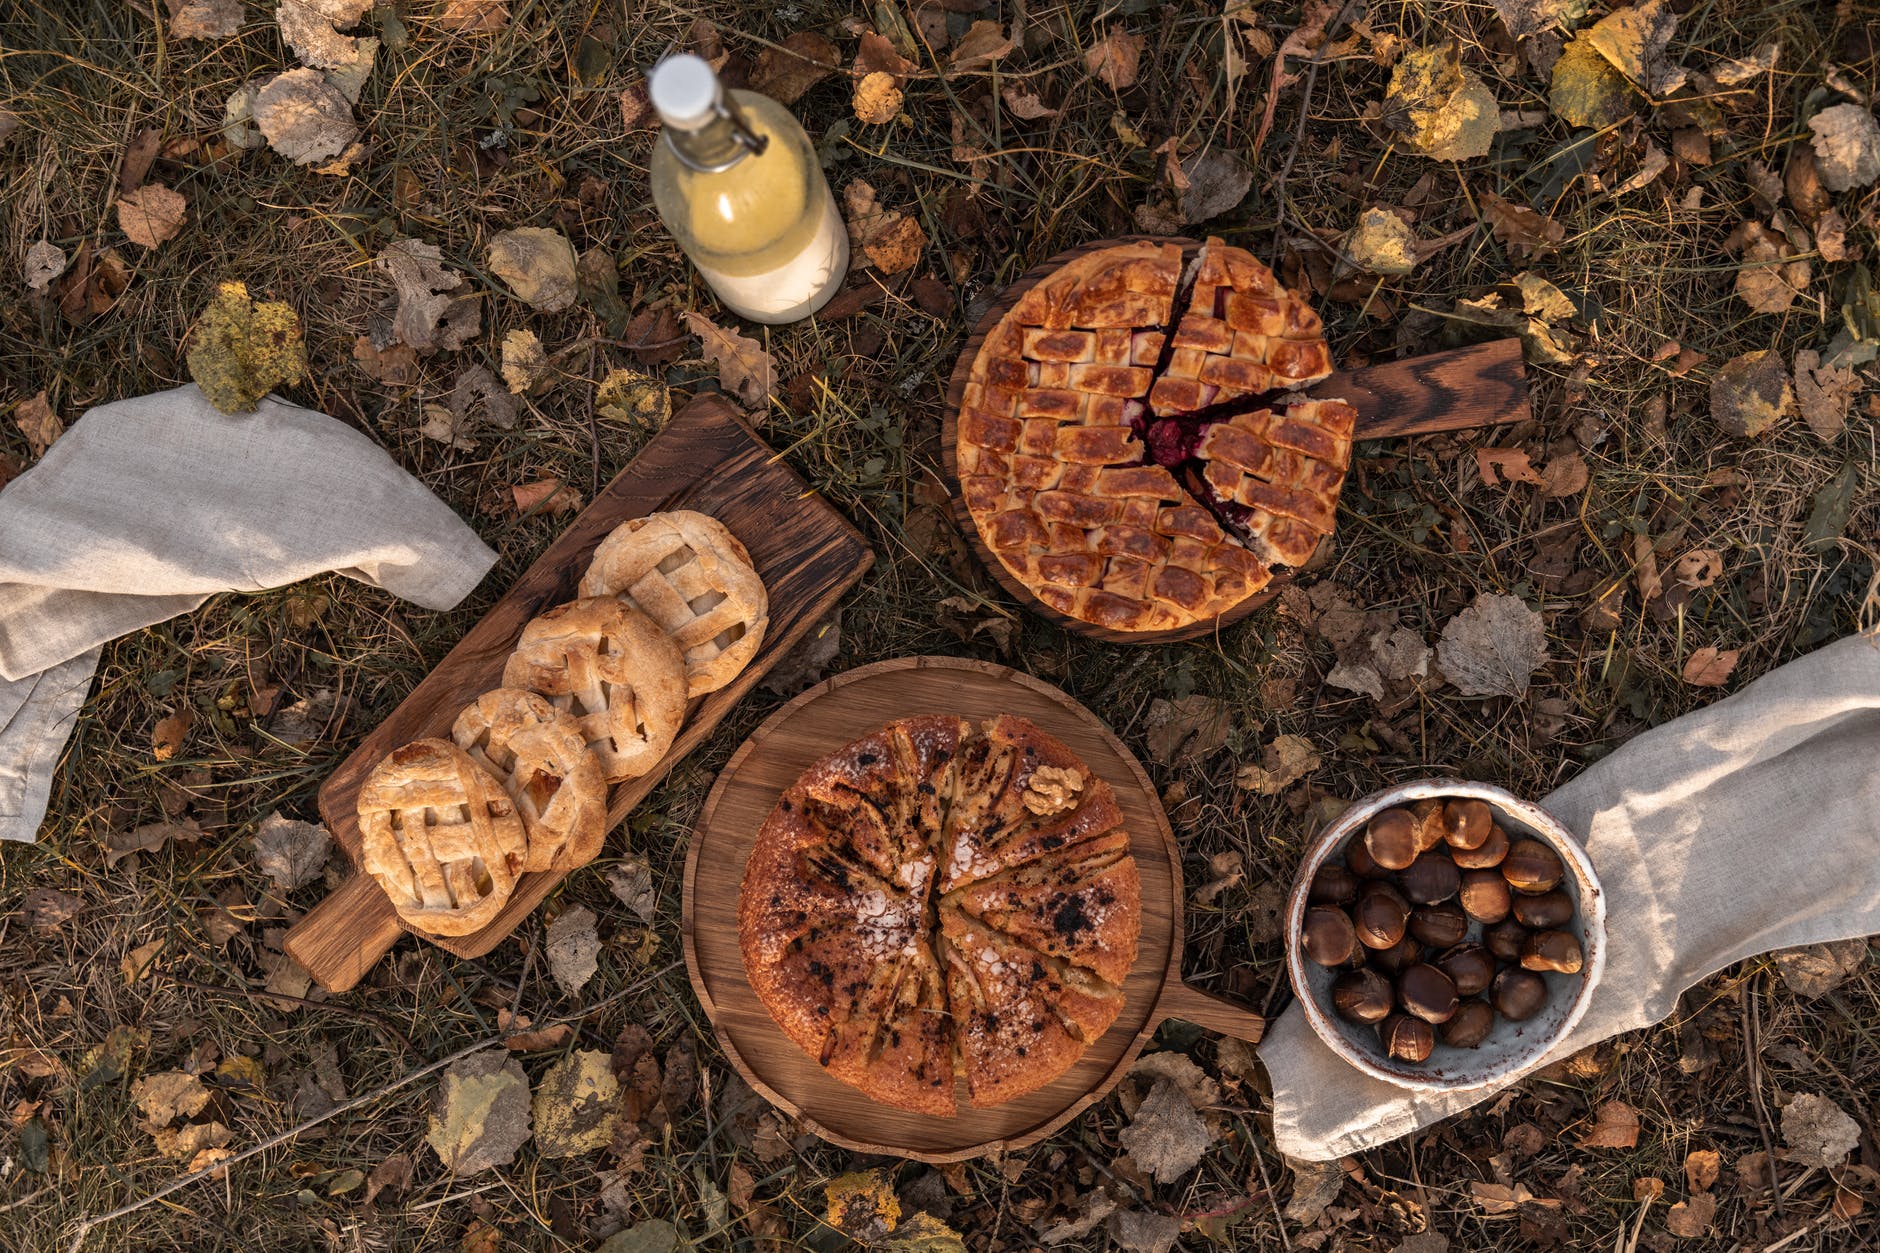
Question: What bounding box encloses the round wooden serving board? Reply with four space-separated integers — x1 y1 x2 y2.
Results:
683 656 1265 1164
939 236 1532 645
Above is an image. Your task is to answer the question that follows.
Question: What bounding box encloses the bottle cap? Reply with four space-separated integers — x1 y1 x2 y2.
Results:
649 54 720 131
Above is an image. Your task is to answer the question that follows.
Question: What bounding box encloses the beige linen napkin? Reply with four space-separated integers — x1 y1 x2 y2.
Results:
1 384 497 842
1262 632 1880 1160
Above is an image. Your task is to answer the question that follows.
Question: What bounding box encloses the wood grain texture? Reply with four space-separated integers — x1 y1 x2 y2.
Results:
285 396 874 990
683 657 1264 1163
939 236 1531 644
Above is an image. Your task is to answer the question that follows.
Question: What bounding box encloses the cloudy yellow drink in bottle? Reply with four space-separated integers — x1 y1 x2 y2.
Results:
647 53 848 323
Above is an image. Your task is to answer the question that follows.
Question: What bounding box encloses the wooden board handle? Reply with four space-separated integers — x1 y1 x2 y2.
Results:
1155 979 1267 1044
283 872 403 994
1320 338 1529 440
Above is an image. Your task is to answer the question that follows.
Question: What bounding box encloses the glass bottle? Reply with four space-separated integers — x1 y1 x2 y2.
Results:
647 54 849 324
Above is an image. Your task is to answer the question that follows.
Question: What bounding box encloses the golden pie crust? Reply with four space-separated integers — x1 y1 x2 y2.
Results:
358 738 529 936
956 237 1355 633
501 596 687 783
739 715 1140 1115
451 687 608 874
579 510 769 698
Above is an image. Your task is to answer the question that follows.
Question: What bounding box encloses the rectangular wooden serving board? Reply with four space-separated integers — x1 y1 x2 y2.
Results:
283 395 875 992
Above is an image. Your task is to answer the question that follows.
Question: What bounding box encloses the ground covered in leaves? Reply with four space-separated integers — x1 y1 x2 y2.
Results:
3 1 1879 1250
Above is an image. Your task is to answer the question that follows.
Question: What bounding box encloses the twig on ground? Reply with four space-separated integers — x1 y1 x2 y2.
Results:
1742 973 1783 1218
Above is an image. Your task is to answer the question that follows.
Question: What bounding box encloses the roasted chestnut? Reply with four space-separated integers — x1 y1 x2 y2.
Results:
1459 868 1513 923
1309 862 1361 906
1440 999 1496 1048
1519 929 1585 974
1370 934 1425 976
1409 901 1469 948
1451 822 1509 870
1344 835 1389 879
1301 906 1358 967
1399 851 1461 904
1396 963 1459 1024
1353 882 1411 949
1484 919 1530 963
1443 798 1493 851
1331 967 1394 1024
1380 1012 1435 1063
1365 808 1421 871
1512 888 1575 929
1436 943 1496 997
1491 967 1549 1021
1503 839 1565 893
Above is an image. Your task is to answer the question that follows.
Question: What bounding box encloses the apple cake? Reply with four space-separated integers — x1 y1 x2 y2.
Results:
955 237 1357 633
739 715 1141 1115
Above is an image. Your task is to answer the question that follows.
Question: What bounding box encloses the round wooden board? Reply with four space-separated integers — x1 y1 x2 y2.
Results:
940 235 1284 646
682 657 1265 1163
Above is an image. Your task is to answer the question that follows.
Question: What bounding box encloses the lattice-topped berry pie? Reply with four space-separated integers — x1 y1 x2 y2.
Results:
956 238 1356 633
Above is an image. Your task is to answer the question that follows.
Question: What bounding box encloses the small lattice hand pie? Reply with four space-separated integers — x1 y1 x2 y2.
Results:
451 688 608 874
358 738 529 936
579 510 768 697
501 597 687 783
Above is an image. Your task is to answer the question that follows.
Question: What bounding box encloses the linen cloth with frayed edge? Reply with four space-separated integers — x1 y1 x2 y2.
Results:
1 384 498 842
1261 632 1880 1160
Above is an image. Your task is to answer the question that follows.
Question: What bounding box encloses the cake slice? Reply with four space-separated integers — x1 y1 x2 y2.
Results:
944 829 1141 984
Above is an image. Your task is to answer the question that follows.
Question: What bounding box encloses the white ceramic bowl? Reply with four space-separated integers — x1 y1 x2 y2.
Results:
1284 779 1606 1093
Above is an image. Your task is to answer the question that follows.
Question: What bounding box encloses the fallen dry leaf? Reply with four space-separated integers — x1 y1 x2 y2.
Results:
23 239 66 292
1085 29 1144 90
1684 1148 1722 1193
166 0 243 39
499 328 548 394
118 184 188 250
1581 1099 1641 1148
1814 209 1853 263
104 817 201 867
1585 0 1684 94
532 1050 620 1157
595 367 670 428
1235 734 1320 795
1179 148 1253 225
277 0 371 69
1285 1156 1346 1223
1793 349 1861 441
1142 695 1231 766
511 477 581 516
1781 1092 1860 1167
20 887 85 929
682 310 775 407
1109 1210 1181 1253
1000 84 1057 119
1550 36 1638 129
1472 1180 1547 1215
825 1170 901 1240
426 1050 532 1176
949 21 1014 71
486 227 578 312
1540 451 1589 497
152 705 194 761
1190 849 1244 906
1670 549 1723 589
252 812 332 889
1383 42 1499 161
374 239 479 353
1772 938 1868 1000
13 391 63 457
1710 349 1792 439
253 69 357 166
1476 442 1540 487
438 0 510 32
1728 220 1810 315
222 82 266 149
132 1070 211 1130
322 34 378 105
449 363 517 435
353 336 419 386
546 904 601 995
1490 0 1585 39
1345 207 1418 276
122 936 167 983
1808 104 1880 193
186 281 308 414
1682 646 1739 687
749 32 839 105
1438 592 1548 698
1665 1192 1716 1239
1117 1076 1213 1183
499 1012 572 1052
1712 42 1779 86
842 180 927 274
851 71 903 125
605 859 658 924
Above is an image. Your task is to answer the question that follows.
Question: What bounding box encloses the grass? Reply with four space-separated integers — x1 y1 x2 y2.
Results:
2 0 1877 1249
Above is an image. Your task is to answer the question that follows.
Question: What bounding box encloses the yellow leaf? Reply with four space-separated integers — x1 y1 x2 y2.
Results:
185 281 309 414
1343 207 1418 276
1549 36 1638 128
122 937 166 984
1710 349 1792 438
826 1170 901 1240
853 71 903 125
12 391 63 457
1383 42 1499 161
152 705 194 761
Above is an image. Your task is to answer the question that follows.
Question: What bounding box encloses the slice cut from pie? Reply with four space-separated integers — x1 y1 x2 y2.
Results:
944 829 1140 985
823 940 955 1117
956 236 1355 633
940 910 1126 1108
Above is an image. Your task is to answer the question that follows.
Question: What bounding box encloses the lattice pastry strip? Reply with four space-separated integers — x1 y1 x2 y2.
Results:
579 510 769 698
451 687 608 874
501 596 687 783
358 738 529 936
